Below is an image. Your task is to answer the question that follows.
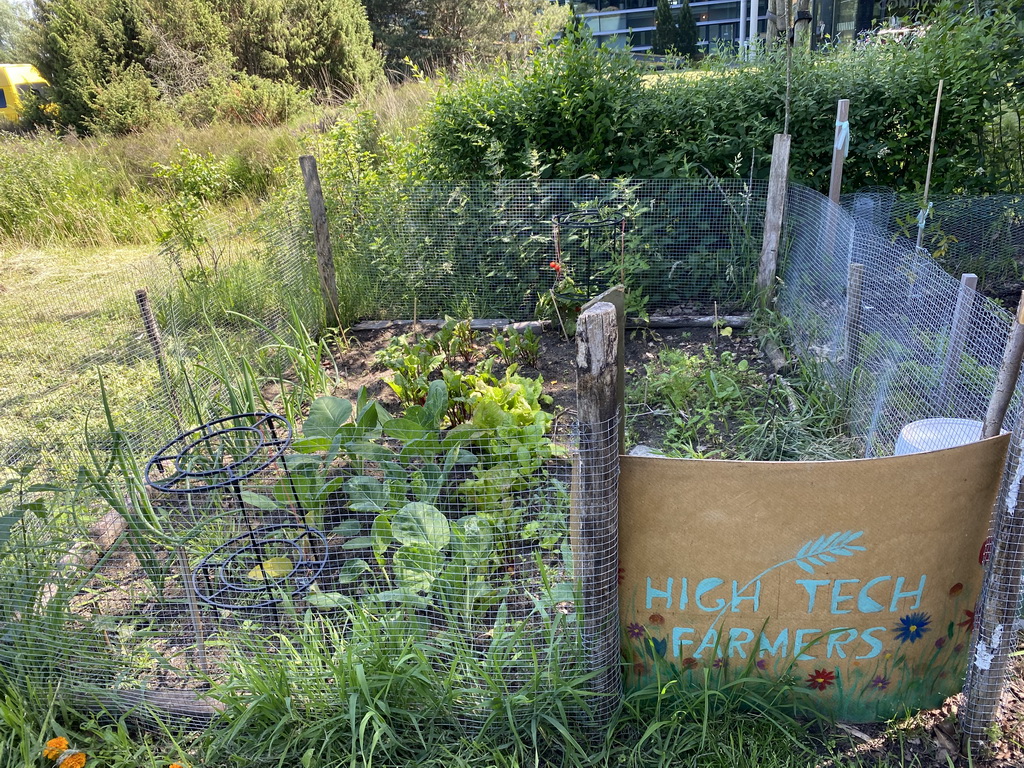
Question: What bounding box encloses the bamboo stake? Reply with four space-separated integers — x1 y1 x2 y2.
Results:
916 79 944 252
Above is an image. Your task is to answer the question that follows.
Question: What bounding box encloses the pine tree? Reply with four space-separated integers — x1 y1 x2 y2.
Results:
676 0 700 59
652 0 681 55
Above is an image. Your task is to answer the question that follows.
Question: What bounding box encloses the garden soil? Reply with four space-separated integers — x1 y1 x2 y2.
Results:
329 324 1024 767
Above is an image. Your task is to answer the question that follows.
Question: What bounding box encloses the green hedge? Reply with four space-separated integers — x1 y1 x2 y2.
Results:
419 4 1024 194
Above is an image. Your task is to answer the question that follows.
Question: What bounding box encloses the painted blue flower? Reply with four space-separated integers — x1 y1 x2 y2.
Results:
647 637 667 658
894 612 931 643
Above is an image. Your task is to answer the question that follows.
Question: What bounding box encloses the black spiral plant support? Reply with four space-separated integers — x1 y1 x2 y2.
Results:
145 412 327 612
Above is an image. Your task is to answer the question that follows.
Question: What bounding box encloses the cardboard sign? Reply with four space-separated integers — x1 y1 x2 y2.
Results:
618 435 1010 722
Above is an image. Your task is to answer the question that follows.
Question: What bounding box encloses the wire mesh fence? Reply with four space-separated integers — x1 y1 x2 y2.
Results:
4 175 1024 738
319 178 768 321
780 184 1024 735
2 406 605 733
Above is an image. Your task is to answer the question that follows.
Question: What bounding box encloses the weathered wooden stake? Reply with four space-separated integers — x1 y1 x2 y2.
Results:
982 291 1024 439
756 133 792 307
582 286 626 455
299 155 341 329
135 288 181 426
937 273 978 410
843 262 865 379
572 301 621 722
829 99 851 205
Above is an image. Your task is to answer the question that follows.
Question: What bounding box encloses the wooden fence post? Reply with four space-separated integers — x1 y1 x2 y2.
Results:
299 155 341 328
829 99 850 205
962 292 1024 741
937 273 978 410
757 133 792 307
843 262 864 379
573 301 621 722
582 285 625 455
135 288 182 427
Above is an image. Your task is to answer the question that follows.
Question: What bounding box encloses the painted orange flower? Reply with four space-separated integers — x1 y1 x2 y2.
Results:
43 738 68 760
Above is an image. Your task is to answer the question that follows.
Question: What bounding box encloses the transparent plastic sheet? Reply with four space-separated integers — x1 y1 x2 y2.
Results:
0 410 621 738
781 185 1024 735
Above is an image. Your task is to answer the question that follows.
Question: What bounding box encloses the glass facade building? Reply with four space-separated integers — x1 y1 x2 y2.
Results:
572 0 883 54
574 1 768 53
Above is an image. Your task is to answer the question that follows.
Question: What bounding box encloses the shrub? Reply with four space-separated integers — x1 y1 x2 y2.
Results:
178 73 311 127
421 21 645 179
87 63 166 135
419 3 1024 193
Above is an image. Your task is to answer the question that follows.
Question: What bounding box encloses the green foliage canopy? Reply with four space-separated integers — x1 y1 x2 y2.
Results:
417 4 1024 194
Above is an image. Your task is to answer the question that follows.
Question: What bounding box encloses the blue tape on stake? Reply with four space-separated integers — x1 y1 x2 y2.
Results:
916 202 933 231
834 120 850 158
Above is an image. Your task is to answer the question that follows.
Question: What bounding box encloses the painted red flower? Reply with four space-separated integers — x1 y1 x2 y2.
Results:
806 669 836 691
949 582 964 597
617 566 625 585
980 537 993 565
958 610 975 632
681 656 699 670
649 613 665 626
633 661 646 677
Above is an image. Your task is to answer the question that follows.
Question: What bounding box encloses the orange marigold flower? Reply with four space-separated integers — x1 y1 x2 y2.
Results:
58 752 86 768
170 763 187 768
43 738 68 760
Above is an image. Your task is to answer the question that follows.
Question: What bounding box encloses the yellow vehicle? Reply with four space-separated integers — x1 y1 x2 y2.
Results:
0 64 51 123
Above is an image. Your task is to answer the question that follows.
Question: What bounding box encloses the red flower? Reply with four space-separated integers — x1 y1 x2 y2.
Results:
617 566 625 585
980 537 993 565
681 656 699 670
958 609 975 632
806 669 836 691
633 661 646 677
549 261 562 272
949 582 964 597
649 613 665 626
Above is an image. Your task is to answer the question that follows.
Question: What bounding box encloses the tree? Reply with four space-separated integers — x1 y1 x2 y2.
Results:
652 0 681 55
676 0 699 58
0 0 28 59
279 0 382 92
363 0 570 75
652 0 699 58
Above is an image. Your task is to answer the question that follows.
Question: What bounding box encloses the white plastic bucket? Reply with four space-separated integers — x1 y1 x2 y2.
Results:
894 418 985 456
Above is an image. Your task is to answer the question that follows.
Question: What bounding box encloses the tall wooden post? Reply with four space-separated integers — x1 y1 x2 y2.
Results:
572 301 621 722
829 99 850 205
299 155 341 328
135 288 182 427
757 133 792 307
937 273 978 410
